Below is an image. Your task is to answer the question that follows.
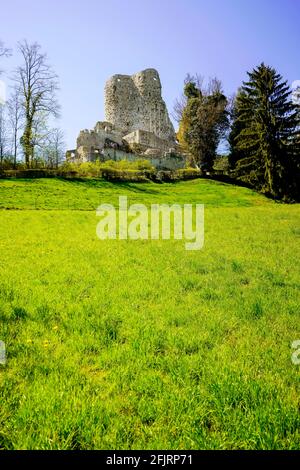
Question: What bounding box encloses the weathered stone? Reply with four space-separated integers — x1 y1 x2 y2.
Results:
123 129 172 153
67 68 186 170
105 68 176 145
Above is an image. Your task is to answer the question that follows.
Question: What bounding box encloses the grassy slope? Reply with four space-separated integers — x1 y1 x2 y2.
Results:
0 178 299 449
0 177 267 209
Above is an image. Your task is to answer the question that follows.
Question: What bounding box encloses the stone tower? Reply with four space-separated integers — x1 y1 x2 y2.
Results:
104 68 176 144
67 68 186 170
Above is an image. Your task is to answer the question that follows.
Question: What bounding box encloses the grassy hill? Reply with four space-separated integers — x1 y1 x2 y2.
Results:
0 177 268 209
0 178 299 449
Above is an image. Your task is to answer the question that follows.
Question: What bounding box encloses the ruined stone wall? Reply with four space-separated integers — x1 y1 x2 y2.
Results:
75 121 126 161
77 124 124 150
104 68 176 144
68 68 185 168
103 149 186 171
123 129 172 153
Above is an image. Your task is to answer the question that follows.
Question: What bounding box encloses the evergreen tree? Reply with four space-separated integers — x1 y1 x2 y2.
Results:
228 89 249 169
229 63 300 200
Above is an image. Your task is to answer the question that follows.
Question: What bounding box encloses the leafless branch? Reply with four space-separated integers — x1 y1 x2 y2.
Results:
13 40 60 166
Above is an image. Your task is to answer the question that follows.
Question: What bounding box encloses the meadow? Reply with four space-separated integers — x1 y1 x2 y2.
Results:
0 177 299 449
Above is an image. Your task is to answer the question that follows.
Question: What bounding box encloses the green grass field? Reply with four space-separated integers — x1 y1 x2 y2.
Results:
0 177 299 449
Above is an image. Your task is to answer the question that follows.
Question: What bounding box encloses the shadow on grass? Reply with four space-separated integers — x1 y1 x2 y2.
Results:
58 177 164 195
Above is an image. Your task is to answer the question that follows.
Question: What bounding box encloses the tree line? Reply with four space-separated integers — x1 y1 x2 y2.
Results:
176 65 300 202
1 38 299 201
0 39 65 170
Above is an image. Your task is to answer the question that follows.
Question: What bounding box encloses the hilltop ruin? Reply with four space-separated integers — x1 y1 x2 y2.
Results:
67 69 186 171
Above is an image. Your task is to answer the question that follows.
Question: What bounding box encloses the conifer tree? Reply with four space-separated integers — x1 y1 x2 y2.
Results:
229 63 300 200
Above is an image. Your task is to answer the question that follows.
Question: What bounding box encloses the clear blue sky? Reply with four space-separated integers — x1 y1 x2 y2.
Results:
1 0 299 149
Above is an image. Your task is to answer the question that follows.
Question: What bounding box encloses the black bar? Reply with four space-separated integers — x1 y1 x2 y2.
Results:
0 450 298 468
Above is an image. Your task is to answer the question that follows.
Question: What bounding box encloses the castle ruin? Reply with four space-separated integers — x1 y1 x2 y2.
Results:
67 69 186 171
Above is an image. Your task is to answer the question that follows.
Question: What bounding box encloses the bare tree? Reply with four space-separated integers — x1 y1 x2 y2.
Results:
7 87 23 168
26 111 52 167
0 104 9 168
32 112 51 150
0 40 12 77
46 128 65 168
0 40 11 59
173 74 229 129
172 74 204 123
29 114 65 168
172 95 187 124
14 40 60 167
36 126 65 168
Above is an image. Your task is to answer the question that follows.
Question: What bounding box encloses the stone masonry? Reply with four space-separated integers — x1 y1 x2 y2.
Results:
105 68 176 144
67 68 186 170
